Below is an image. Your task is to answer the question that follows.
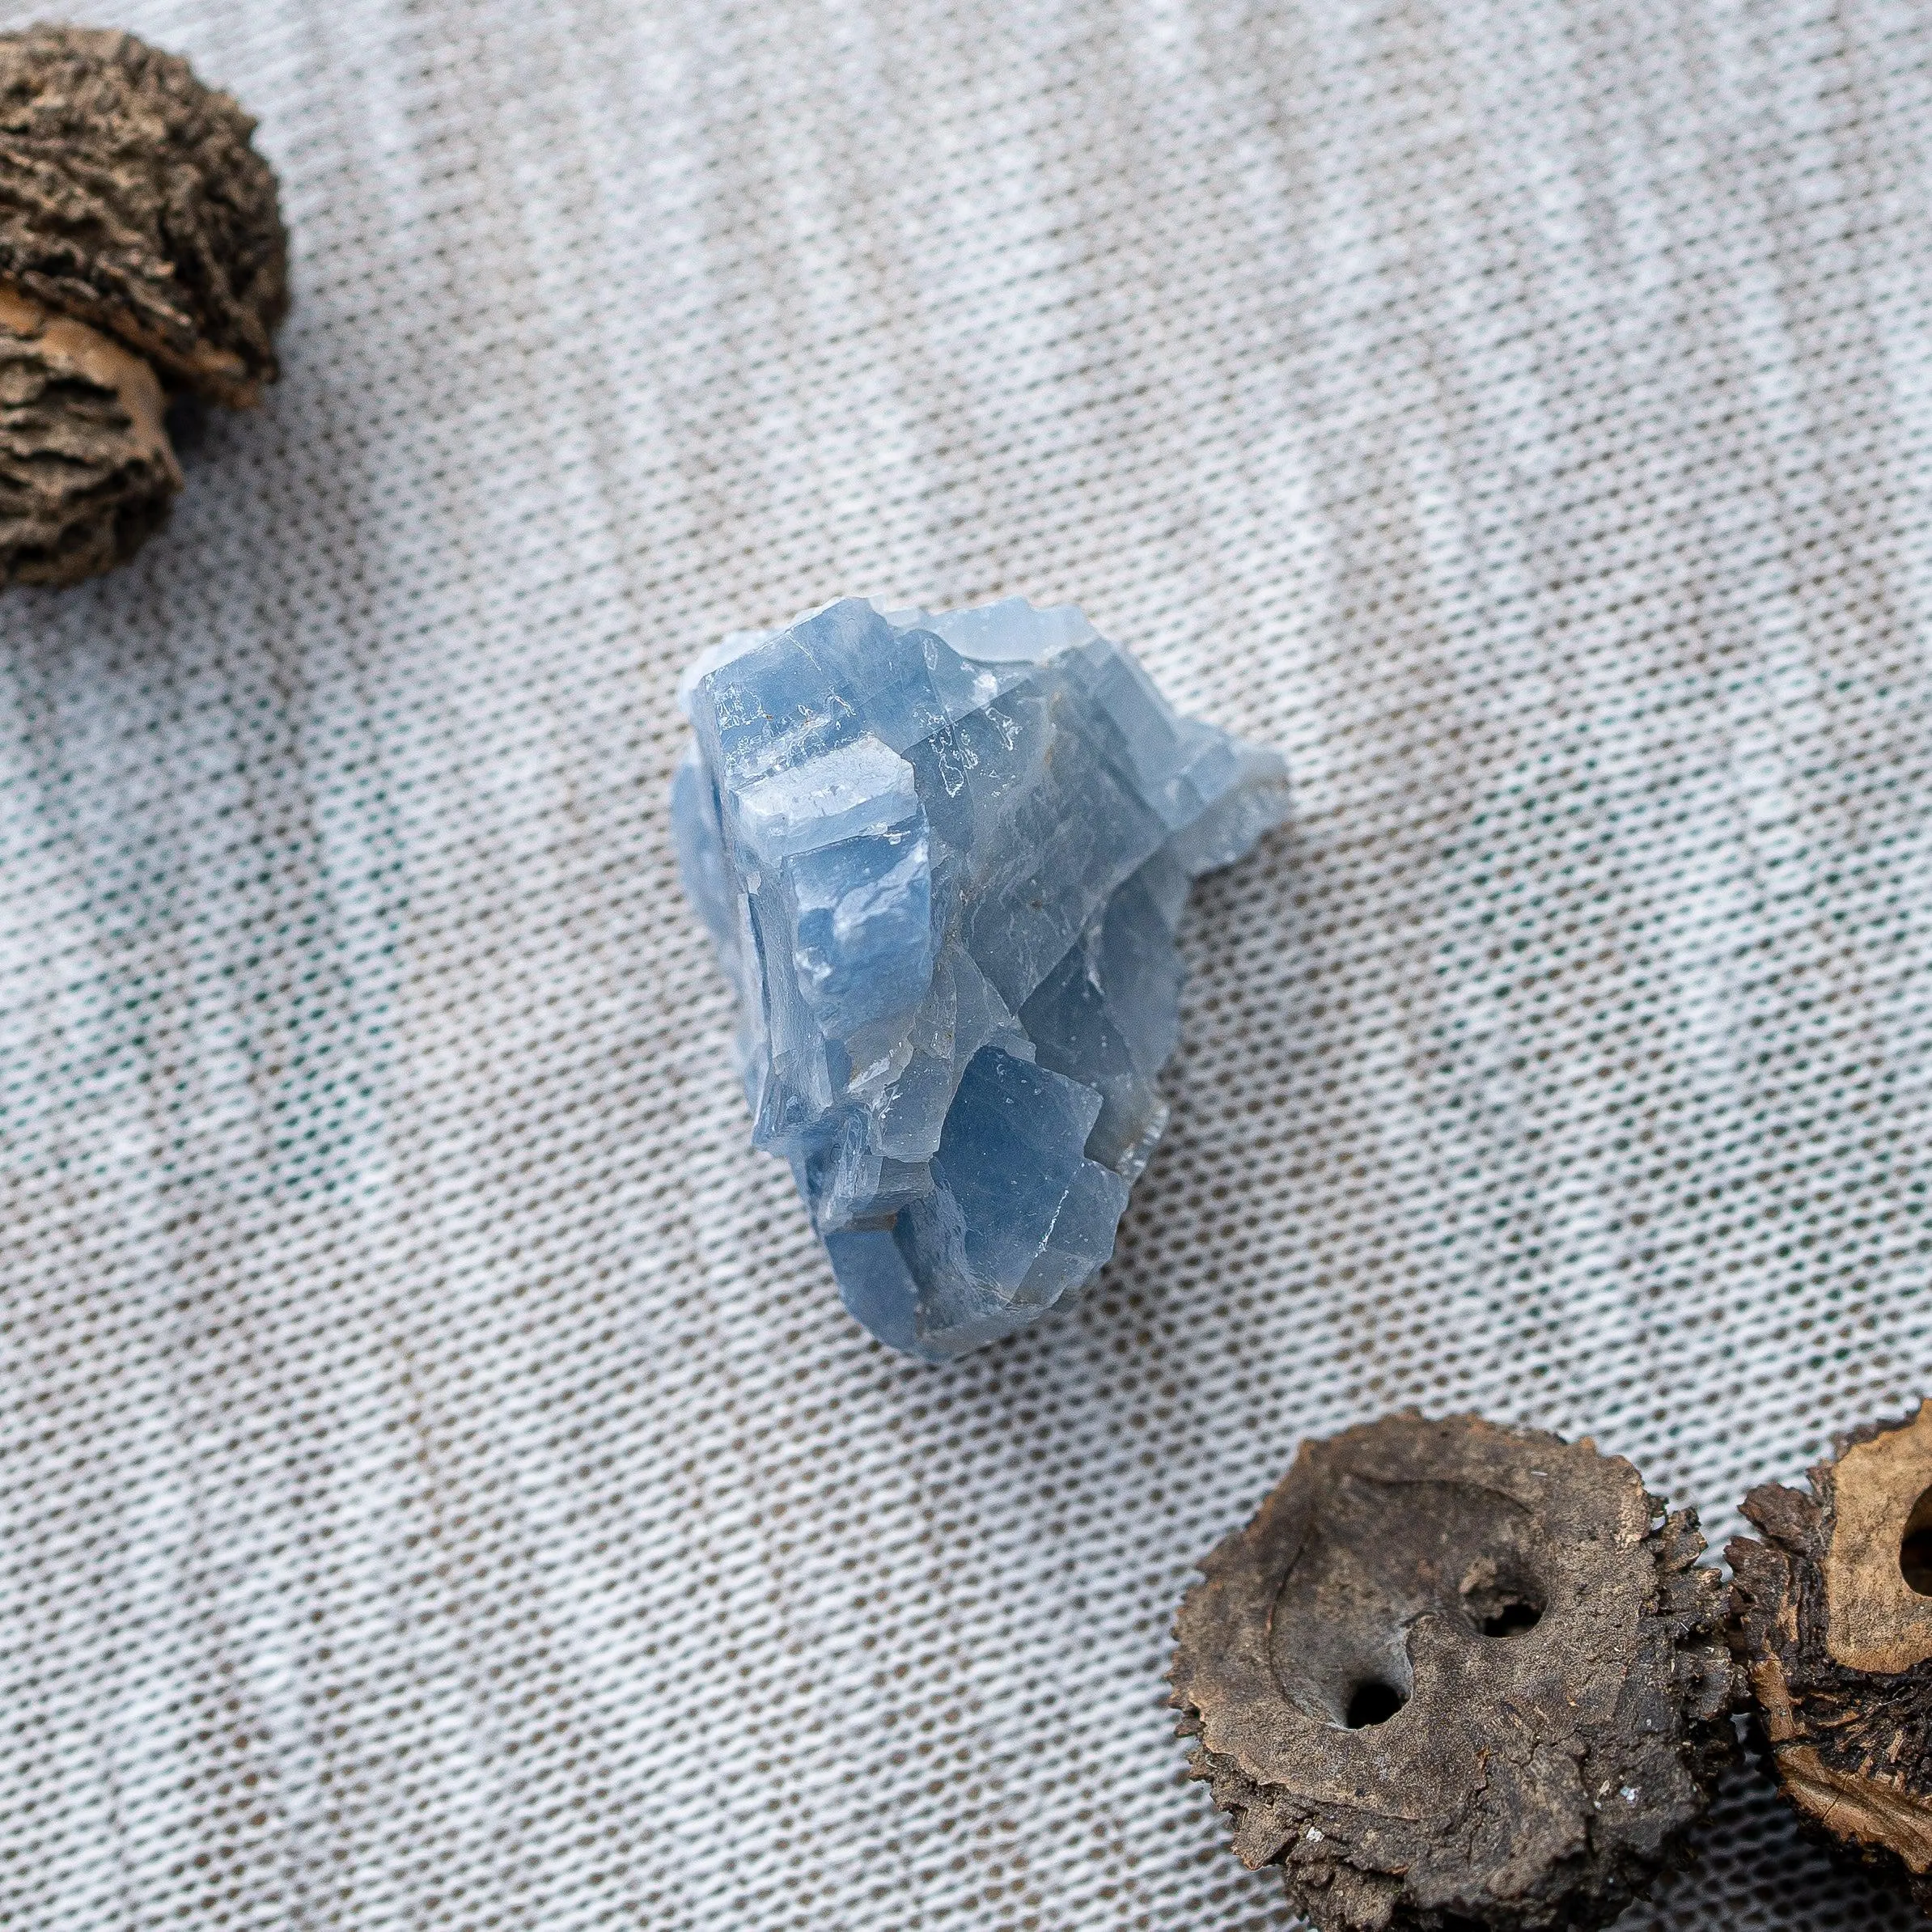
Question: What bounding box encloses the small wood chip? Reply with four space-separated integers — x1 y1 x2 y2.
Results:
1170 1413 1736 1932
1729 1400 1932 1911
0 284 180 585
0 26 287 586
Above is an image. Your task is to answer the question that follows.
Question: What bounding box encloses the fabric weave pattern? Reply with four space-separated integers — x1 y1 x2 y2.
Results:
3 2 1930 1926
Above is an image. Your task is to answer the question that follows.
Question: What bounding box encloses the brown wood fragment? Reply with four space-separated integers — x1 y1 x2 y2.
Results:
1170 1413 1736 1932
1729 1400 1932 1912
0 284 179 585
0 26 287 587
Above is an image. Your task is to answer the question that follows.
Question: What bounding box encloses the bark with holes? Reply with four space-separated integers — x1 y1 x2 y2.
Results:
1170 1413 1736 1931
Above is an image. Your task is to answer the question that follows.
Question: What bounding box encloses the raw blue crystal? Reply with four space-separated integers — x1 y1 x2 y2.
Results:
672 597 1289 1360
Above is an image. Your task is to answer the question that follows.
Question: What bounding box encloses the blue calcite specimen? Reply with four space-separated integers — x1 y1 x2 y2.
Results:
672 598 1288 1360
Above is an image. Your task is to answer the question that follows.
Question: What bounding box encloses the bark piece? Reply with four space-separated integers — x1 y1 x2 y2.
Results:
0 26 286 587
0 284 179 585
1169 1413 1736 1932
1729 1400 1932 1911
0 26 286 402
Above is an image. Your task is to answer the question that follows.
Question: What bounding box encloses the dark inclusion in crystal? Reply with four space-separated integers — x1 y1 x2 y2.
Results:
672 597 1288 1359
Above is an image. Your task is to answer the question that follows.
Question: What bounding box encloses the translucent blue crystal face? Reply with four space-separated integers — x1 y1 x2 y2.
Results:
672 597 1289 1360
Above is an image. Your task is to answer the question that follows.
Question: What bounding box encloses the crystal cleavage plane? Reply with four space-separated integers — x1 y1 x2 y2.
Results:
672 597 1289 1360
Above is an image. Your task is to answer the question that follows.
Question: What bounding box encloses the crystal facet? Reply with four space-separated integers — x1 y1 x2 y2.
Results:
672 597 1289 1360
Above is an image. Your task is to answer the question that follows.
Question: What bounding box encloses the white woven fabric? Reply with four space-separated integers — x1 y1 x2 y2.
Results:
4 1 1930 1925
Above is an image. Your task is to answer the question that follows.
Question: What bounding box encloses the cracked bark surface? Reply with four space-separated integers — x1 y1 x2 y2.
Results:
0 283 180 584
0 26 286 586
1169 1414 1736 1932
1729 1400 1932 1915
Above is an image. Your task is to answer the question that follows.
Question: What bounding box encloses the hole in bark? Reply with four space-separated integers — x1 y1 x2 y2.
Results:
1460 1573 1545 1637
1900 1486 1932 1595
1343 1679 1407 1728
1480 1598 1544 1637
164 392 206 456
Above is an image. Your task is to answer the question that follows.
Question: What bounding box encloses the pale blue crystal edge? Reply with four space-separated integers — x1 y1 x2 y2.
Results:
672 596 1289 1361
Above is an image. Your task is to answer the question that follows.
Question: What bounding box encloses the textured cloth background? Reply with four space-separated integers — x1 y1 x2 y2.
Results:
3 1 1930 1926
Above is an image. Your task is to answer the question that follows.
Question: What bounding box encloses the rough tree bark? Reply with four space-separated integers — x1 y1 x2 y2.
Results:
1730 1400 1932 1913
0 27 286 586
